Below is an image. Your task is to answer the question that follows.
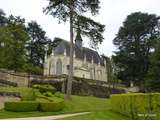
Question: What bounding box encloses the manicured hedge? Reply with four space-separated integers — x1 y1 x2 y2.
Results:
32 84 56 94
111 93 160 120
5 101 39 112
5 98 65 112
39 100 65 112
20 88 36 101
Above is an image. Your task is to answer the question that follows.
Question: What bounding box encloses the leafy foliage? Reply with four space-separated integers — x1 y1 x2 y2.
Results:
47 37 62 55
74 15 105 48
0 15 29 71
32 84 56 94
44 0 105 99
0 9 51 74
23 63 43 75
43 0 101 22
44 0 105 49
0 9 7 26
113 12 160 88
26 21 49 68
146 39 160 92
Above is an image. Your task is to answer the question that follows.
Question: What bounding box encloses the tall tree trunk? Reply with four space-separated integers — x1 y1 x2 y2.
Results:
66 0 74 99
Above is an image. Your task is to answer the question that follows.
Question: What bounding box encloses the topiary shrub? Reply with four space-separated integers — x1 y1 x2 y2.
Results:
43 92 54 97
5 101 39 112
111 93 160 120
20 88 36 101
39 100 64 112
32 84 56 94
36 95 54 102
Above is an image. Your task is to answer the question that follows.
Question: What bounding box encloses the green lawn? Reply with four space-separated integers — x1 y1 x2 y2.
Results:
59 111 130 120
0 95 129 119
62 95 110 112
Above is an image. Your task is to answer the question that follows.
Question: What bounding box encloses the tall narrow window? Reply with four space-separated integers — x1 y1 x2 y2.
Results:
56 59 62 75
97 70 102 80
90 68 93 79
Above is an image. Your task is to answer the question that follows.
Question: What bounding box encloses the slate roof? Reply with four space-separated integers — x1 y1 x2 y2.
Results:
53 39 105 66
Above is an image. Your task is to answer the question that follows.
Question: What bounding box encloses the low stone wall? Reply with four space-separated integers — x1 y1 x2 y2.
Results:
0 69 122 98
30 78 110 98
72 81 110 98
0 69 29 87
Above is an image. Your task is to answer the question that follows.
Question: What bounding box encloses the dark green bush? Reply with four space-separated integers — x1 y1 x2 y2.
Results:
5 101 39 112
23 63 43 75
111 93 160 120
39 100 64 112
32 84 56 94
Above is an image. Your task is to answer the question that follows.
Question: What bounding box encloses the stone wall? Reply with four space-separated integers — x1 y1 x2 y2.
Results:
0 69 30 87
0 69 122 98
30 76 110 98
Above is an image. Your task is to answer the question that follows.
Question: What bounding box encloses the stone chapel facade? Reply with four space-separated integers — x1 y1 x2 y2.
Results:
44 33 108 82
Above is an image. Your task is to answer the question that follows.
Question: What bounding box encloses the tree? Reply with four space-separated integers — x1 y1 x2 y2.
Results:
0 9 7 26
47 37 64 55
44 0 105 99
113 12 160 90
26 21 49 68
0 26 13 68
0 15 29 71
146 39 160 92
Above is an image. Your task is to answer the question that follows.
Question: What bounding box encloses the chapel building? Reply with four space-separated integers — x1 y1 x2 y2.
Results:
44 33 108 82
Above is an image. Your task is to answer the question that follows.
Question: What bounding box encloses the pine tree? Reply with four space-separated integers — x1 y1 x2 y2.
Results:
44 0 105 99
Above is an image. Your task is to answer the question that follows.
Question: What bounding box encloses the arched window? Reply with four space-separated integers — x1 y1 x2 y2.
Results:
56 59 62 75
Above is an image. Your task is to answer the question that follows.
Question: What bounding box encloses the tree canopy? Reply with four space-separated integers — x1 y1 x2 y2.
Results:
44 0 105 98
0 15 29 71
113 12 160 89
43 0 105 49
0 9 50 74
0 9 7 26
26 21 49 68
146 39 160 92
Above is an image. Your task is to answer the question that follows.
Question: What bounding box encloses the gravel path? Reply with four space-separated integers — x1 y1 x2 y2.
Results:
1 112 90 120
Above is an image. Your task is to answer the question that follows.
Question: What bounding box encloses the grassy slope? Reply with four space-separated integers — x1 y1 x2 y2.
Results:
0 95 129 119
63 96 110 112
59 96 129 120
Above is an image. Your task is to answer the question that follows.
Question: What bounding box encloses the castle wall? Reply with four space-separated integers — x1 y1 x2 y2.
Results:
44 54 108 82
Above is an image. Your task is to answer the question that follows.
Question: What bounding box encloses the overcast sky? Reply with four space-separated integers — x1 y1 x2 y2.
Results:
0 0 160 56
